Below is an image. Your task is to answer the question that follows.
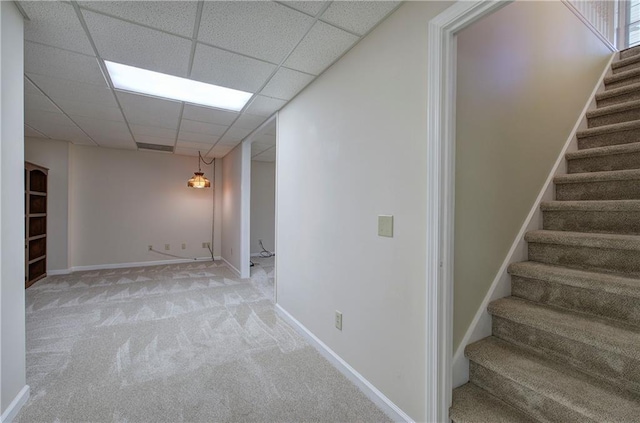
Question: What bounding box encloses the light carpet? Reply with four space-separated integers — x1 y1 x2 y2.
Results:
16 257 390 422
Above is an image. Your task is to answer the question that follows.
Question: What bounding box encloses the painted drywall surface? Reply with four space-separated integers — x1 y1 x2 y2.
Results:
24 138 70 271
221 143 242 274
0 0 26 414
276 2 450 420
250 161 275 255
454 1 612 349
68 145 222 268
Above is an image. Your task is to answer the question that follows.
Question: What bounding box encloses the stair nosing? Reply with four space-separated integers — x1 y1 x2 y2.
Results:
587 98 640 118
576 119 640 138
508 261 640 299
466 337 640 422
524 229 640 250
566 141 640 160
604 66 640 84
540 199 640 211
611 54 640 70
554 168 640 184
488 296 640 360
596 82 640 101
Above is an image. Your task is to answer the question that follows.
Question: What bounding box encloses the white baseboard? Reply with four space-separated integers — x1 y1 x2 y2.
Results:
451 51 617 388
250 252 275 257
1 385 29 423
45 256 223 275
275 304 413 423
221 257 242 277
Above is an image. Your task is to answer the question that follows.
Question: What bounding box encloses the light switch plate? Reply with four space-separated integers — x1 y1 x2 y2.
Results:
378 215 394 237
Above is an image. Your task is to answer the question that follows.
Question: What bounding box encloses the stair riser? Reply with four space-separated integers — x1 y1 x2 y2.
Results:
597 89 640 107
621 47 640 60
542 209 640 234
568 152 640 173
613 61 640 75
588 108 640 128
492 316 640 395
469 362 591 423
578 128 640 150
555 180 640 201
528 242 640 275
606 75 640 90
511 275 640 327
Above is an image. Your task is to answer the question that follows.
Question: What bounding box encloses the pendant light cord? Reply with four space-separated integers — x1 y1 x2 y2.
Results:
210 156 215 262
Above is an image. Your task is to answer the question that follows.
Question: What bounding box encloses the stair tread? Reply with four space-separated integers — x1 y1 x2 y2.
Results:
576 119 640 138
525 229 640 250
508 261 640 299
604 66 640 84
489 296 640 360
587 98 640 118
451 383 537 423
596 82 640 101
566 141 640 160
612 54 640 71
466 337 640 422
554 168 640 184
540 199 640 211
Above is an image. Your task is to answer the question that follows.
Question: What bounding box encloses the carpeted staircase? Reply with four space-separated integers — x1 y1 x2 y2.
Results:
449 46 640 422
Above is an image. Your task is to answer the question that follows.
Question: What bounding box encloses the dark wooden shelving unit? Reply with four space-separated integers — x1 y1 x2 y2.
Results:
25 162 48 288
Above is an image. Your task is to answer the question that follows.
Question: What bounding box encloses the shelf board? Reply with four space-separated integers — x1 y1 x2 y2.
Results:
28 255 45 265
29 213 46 218
28 234 46 241
28 191 47 196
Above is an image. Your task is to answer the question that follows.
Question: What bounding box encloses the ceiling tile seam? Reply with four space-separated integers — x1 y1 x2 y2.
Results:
24 74 101 147
24 123 51 139
204 1 334 159
71 1 138 150
14 2 30 20
255 2 405 121
317 18 363 37
252 144 275 158
273 1 318 18
25 39 97 60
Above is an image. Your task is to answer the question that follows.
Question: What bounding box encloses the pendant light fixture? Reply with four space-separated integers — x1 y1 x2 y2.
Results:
188 152 214 188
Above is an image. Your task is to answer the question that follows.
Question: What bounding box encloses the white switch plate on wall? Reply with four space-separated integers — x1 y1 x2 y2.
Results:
378 215 393 237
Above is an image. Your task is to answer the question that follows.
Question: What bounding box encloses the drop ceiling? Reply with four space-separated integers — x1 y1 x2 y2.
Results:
21 1 401 161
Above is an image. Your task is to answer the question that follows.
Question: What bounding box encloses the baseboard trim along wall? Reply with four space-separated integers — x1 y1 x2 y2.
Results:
275 304 413 423
221 257 242 278
46 257 223 275
1 385 30 423
451 51 617 388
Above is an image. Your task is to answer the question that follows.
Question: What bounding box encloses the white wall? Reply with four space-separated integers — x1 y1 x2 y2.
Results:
276 2 450 421
250 161 275 255
0 0 27 416
67 145 222 268
221 143 242 274
24 138 70 271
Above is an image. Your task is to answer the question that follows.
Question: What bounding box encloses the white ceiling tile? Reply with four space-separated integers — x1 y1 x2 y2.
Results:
25 109 73 128
72 116 133 144
177 130 220 144
78 1 197 38
255 133 277 145
260 67 314 100
253 149 276 162
233 114 267 131
24 77 40 95
284 21 358 75
280 1 329 17
174 147 202 157
82 10 192 77
251 143 272 156
245 95 286 117
198 2 313 64
25 42 106 86
25 92 60 114
264 120 277 136
102 140 138 150
321 1 400 36
176 141 216 150
133 135 175 146
191 43 277 93
27 120 94 144
210 144 235 158
117 92 182 129
20 1 95 55
180 119 228 136
28 73 116 106
25 125 48 139
57 99 124 123
182 104 238 126
130 124 177 140
226 126 252 140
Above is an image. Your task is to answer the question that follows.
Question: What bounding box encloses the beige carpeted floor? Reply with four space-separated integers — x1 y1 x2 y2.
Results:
16 257 391 422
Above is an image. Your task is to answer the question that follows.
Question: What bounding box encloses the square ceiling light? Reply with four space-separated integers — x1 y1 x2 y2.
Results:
104 60 253 112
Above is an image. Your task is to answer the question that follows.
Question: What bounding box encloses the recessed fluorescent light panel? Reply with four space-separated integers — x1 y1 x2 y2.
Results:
104 61 252 112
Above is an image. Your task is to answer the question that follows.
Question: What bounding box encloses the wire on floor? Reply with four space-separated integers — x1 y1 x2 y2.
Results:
259 240 275 258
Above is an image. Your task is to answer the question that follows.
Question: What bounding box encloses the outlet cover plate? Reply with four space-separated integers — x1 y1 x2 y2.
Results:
378 215 393 237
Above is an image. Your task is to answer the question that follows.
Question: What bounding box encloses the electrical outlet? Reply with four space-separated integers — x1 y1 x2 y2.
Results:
148 245 152 251
165 244 170 251
335 311 342 331
202 242 211 249
181 243 186 250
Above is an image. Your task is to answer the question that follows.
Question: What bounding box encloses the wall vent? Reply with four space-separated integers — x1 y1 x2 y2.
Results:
136 142 174 153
